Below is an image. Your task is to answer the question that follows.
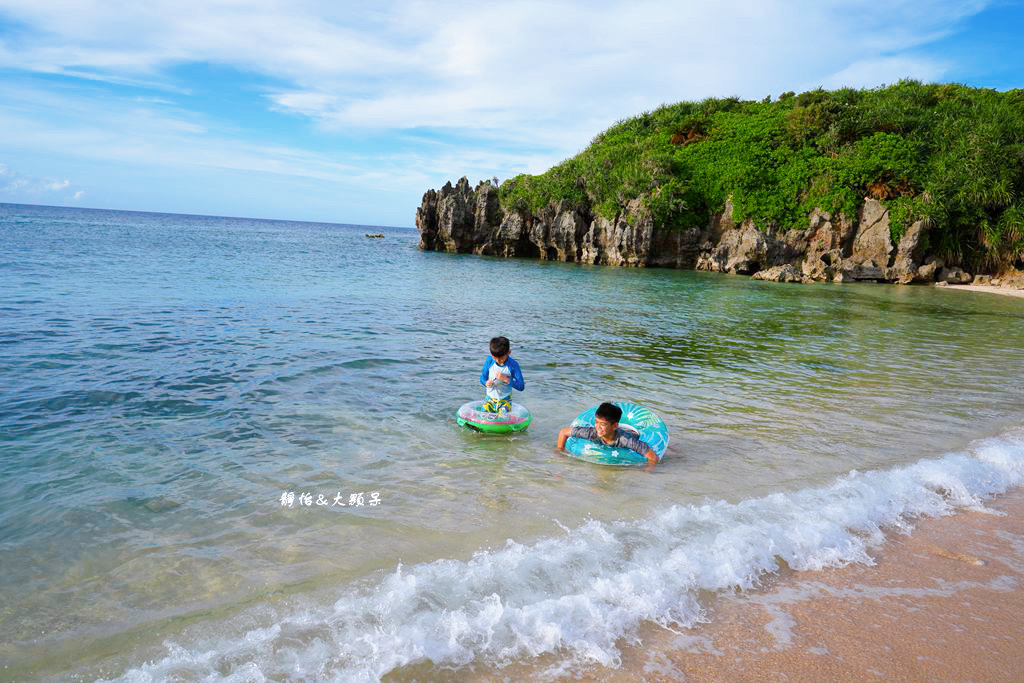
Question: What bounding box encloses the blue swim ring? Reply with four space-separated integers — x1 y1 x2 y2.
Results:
564 401 669 466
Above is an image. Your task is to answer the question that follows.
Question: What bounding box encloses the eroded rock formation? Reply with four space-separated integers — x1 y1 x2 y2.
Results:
416 178 955 285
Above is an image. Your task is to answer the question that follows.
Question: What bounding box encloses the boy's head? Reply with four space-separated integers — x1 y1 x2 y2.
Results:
489 336 510 360
596 402 622 424
595 402 621 440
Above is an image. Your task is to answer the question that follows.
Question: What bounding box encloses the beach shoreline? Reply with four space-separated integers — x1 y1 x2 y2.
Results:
590 487 1024 682
941 283 1024 298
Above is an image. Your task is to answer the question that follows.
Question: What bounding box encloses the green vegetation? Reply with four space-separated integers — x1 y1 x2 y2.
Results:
499 81 1024 271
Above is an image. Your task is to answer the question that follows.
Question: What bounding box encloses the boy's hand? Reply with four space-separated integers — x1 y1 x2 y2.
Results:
494 374 509 384
485 379 494 387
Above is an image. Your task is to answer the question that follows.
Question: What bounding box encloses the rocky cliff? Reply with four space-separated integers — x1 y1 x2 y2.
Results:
416 177 971 285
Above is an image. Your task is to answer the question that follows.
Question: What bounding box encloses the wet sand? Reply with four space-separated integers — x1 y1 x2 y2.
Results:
942 283 1024 299
590 488 1024 682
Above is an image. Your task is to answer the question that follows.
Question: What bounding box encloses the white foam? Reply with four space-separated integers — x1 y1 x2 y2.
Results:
109 427 1024 682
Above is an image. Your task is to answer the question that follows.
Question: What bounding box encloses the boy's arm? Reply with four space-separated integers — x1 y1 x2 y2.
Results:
639 439 659 465
625 434 660 465
480 357 492 388
507 358 525 391
556 426 572 452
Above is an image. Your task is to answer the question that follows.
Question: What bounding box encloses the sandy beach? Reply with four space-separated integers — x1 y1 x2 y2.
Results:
587 488 1024 682
941 283 1024 299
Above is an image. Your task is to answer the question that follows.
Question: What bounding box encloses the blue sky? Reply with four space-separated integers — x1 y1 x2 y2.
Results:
0 1 1021 227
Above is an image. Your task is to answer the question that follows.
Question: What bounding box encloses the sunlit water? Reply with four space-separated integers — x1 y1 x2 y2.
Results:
2 203 1023 679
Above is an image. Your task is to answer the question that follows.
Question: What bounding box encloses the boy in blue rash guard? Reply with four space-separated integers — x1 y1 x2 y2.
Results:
480 336 525 413
556 402 659 465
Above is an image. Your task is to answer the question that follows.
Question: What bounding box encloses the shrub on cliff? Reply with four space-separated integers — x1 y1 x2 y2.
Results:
498 81 1024 272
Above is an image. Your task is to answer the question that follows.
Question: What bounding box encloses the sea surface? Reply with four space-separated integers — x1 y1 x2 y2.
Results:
2 202 1024 680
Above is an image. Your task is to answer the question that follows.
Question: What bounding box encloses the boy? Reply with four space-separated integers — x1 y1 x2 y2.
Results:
480 336 525 412
556 402 659 465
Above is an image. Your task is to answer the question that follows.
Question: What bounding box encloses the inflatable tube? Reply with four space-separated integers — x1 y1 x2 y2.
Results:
457 400 532 433
564 401 669 466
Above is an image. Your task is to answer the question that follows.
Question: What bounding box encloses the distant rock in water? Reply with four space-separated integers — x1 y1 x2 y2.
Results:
365 233 385 238
416 178 943 285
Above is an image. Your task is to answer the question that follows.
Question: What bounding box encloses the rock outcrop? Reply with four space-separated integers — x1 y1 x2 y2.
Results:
845 198 892 276
800 209 855 282
416 178 956 284
752 263 803 283
890 219 928 283
938 265 972 284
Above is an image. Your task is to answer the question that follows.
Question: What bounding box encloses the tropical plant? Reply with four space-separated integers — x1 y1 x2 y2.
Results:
498 81 1024 271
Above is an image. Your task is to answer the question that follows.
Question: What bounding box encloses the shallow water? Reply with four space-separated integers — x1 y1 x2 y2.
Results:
1 203 1023 679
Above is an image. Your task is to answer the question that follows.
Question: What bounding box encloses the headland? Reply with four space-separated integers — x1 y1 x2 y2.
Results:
417 82 1024 291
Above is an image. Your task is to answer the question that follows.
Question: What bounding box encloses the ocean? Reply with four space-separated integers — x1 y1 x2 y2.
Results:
2 202 1023 680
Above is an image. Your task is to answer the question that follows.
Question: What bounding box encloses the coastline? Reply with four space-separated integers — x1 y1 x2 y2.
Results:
597 487 1024 681
941 283 1024 299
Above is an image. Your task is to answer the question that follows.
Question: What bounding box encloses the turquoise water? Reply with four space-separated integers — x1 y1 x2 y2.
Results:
2 203 1024 679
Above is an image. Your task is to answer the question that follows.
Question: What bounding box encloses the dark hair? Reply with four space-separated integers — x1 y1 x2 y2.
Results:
490 336 510 357
596 402 622 423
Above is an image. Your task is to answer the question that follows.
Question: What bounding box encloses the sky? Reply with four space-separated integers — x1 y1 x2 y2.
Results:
0 1 1021 227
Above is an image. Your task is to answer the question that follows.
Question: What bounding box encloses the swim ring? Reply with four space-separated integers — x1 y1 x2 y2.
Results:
563 401 669 466
456 400 532 433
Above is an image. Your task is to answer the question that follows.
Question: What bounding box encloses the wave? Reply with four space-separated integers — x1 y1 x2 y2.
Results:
109 427 1024 682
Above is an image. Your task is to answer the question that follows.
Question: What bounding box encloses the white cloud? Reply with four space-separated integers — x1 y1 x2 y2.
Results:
0 2 991 131
0 82 459 203
0 0 998 221
0 163 80 196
